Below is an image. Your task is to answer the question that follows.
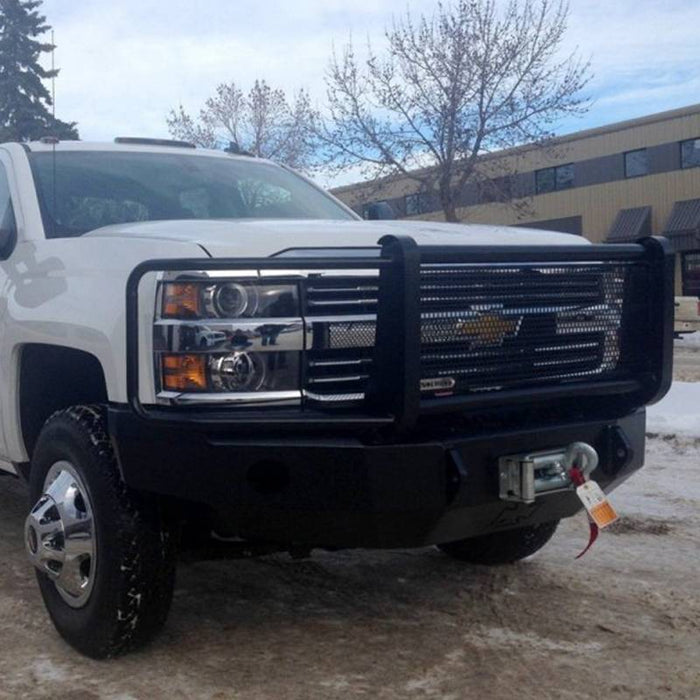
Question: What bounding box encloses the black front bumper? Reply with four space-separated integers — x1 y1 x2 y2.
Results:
108 407 645 549
115 236 670 548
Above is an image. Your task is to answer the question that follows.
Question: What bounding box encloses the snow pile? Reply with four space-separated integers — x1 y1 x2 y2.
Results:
674 331 700 349
647 382 700 438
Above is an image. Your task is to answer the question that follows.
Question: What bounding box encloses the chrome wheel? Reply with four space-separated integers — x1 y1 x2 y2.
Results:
25 461 97 608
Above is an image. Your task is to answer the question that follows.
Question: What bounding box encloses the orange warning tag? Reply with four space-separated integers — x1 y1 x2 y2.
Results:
576 481 619 529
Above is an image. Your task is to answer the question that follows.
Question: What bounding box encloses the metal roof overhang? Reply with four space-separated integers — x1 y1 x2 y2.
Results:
605 206 652 243
663 198 700 252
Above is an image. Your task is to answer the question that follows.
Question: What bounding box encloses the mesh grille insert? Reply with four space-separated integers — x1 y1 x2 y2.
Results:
418 262 638 396
303 260 646 404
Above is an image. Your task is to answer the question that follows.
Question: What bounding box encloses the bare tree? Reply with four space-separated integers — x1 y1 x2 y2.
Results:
320 0 591 221
167 80 318 172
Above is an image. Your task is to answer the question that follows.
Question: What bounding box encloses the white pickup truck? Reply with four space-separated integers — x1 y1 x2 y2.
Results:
0 138 673 658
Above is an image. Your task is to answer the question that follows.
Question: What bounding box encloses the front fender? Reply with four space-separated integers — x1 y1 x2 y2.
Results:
0 237 207 462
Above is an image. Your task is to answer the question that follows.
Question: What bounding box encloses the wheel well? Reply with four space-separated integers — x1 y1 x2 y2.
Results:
20 345 108 458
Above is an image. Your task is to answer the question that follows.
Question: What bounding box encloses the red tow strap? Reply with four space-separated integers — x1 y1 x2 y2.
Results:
570 466 599 559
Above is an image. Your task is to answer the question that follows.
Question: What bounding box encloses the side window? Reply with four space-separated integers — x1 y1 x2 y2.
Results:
0 161 17 257
405 192 432 216
535 167 556 194
680 138 700 169
555 163 574 190
0 161 17 232
535 164 574 194
624 149 648 178
478 176 513 203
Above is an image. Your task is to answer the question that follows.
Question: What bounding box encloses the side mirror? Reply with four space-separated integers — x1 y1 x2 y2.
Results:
0 225 16 260
364 201 396 220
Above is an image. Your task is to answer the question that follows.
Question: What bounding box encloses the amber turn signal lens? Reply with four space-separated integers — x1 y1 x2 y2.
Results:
162 283 201 318
162 354 208 391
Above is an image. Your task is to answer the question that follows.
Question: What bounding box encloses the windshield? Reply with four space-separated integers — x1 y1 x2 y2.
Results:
28 151 355 238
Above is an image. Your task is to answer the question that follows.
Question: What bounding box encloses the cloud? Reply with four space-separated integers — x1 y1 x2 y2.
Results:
557 0 700 129
34 0 700 187
40 0 428 142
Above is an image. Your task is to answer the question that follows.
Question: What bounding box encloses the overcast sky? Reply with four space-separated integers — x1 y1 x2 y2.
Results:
39 0 700 187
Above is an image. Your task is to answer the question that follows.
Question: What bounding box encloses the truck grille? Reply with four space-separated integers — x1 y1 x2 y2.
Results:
303 261 643 405
306 278 378 315
305 276 378 403
418 263 630 395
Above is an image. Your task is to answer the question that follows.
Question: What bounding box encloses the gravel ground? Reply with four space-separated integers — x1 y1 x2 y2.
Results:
0 347 697 700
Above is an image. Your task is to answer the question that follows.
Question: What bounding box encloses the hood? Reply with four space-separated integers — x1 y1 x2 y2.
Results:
84 218 588 258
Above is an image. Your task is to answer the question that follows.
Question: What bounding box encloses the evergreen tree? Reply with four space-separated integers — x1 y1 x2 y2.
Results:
0 0 78 142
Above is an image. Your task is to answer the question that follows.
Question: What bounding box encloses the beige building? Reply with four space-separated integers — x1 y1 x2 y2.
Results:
331 104 700 296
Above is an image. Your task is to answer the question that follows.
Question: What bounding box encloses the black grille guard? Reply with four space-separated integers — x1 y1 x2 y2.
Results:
125 236 674 431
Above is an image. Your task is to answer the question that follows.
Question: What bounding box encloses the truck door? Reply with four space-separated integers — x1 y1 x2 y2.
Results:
0 153 18 471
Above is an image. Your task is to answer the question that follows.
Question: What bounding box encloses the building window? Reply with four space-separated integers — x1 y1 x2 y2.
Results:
535 163 574 194
681 138 700 169
682 252 700 296
624 149 648 178
361 202 376 219
535 167 555 193
405 192 431 216
477 176 512 203
362 200 395 220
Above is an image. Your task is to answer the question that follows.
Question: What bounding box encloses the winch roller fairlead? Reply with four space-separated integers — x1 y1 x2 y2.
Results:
499 442 599 504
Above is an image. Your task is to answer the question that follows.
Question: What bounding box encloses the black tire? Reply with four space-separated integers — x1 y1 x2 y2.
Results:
29 405 177 658
437 521 559 565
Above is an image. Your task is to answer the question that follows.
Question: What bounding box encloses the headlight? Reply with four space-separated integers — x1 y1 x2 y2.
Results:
156 278 303 404
160 351 300 395
161 281 298 319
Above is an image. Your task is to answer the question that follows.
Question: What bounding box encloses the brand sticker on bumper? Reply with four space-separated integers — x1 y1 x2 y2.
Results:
420 377 456 392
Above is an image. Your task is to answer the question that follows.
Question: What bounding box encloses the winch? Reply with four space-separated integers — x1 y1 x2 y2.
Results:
498 442 599 504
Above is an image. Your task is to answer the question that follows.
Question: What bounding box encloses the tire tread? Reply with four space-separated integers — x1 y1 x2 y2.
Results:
31 405 177 658
438 521 559 565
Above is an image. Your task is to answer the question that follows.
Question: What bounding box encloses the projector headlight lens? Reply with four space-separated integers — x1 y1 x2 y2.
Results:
209 352 266 392
213 283 256 318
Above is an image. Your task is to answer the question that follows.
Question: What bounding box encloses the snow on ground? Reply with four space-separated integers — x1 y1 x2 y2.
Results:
674 331 700 348
647 381 700 438
3 435 698 699
0 347 696 698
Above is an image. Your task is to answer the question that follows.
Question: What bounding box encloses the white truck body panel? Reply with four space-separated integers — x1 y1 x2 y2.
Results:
85 217 588 256
0 140 589 471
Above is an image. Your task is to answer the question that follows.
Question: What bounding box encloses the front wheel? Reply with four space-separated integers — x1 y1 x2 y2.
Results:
25 405 177 658
437 521 559 565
